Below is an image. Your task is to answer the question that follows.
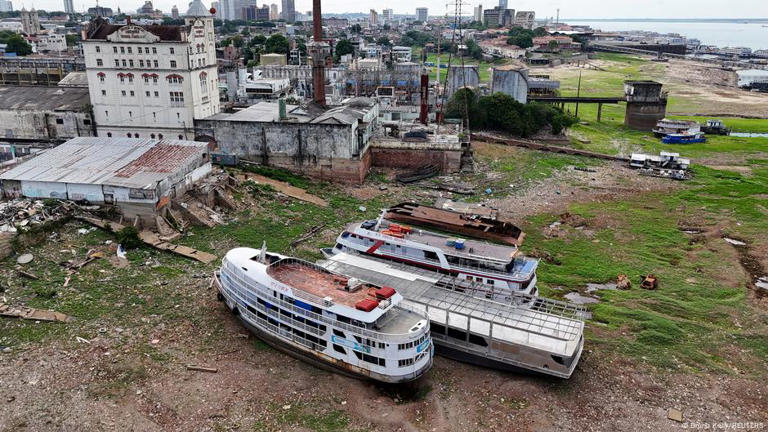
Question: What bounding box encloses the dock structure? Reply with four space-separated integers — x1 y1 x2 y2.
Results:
319 252 585 378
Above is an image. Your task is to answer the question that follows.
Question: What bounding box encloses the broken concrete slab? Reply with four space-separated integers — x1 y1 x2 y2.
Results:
0 303 73 323
667 408 683 422
238 173 328 207
76 215 217 264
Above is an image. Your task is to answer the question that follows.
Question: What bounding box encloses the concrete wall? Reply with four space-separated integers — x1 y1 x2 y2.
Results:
624 100 668 131
446 66 479 99
490 69 529 103
195 119 371 182
370 148 462 173
0 110 95 141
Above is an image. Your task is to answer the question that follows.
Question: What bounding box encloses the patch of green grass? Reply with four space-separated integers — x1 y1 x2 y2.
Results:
522 163 768 373
271 402 350 432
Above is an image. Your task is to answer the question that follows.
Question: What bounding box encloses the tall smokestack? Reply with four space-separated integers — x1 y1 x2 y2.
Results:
419 73 429 125
311 0 326 106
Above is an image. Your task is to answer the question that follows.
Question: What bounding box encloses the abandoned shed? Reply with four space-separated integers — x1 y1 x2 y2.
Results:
195 98 379 183
0 137 211 224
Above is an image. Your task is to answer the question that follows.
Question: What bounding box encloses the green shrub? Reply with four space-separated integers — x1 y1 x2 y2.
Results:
116 226 142 249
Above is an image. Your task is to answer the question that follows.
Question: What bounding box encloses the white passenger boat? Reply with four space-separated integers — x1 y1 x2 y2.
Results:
213 246 433 383
330 213 539 299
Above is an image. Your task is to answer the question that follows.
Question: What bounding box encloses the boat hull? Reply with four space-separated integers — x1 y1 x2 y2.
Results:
213 272 432 384
432 335 583 379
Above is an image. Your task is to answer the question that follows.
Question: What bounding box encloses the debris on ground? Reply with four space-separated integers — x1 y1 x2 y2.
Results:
641 274 659 290
16 253 34 265
0 303 72 322
16 267 39 280
186 364 218 373
617 274 632 290
395 164 439 184
290 224 326 248
630 152 691 180
667 408 683 422
76 215 217 264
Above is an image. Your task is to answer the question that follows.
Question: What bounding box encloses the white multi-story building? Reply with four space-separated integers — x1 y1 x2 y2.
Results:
382 8 392 24
36 33 67 52
0 0 13 12
82 0 220 140
63 0 74 13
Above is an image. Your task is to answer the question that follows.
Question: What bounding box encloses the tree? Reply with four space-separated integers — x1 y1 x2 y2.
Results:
2 34 32 56
264 33 289 54
249 33 266 47
65 34 80 47
334 38 354 62
548 40 559 51
376 36 391 47
506 27 534 48
465 39 483 60
241 27 250 36
350 24 362 33
232 36 245 48
382 24 391 30
533 27 548 37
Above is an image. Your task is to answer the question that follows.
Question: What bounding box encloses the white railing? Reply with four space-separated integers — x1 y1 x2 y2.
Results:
221 263 424 344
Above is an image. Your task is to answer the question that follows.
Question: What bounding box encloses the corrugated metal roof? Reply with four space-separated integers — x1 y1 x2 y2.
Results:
0 137 208 189
0 86 91 111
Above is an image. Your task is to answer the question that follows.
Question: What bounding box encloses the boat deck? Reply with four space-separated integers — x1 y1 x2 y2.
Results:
356 220 523 263
268 260 379 309
319 253 584 358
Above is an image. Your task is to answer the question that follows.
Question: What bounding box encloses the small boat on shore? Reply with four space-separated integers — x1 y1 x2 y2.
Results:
662 133 706 144
214 245 433 383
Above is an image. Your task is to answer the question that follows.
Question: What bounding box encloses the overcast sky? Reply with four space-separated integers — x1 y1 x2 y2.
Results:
24 0 768 19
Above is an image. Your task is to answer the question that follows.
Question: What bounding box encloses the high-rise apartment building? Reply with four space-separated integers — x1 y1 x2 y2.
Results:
63 0 74 14
415 7 428 22
281 0 295 22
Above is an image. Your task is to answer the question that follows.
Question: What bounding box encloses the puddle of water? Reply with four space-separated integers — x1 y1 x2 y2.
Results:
565 292 600 304
586 283 616 293
731 132 768 138
724 237 747 246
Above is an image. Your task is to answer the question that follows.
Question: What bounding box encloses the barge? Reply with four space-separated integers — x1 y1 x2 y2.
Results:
319 252 585 379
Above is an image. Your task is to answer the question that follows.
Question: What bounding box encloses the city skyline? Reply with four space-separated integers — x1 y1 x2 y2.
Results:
9 0 767 19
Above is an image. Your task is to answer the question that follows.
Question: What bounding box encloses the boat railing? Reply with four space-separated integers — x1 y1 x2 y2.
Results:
221 263 424 343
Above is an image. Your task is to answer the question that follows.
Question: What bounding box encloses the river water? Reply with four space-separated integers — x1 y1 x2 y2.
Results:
563 20 768 50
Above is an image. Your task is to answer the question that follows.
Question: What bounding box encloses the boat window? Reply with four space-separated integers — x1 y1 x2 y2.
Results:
424 250 438 260
241 267 248 271
333 344 346 354
333 329 345 338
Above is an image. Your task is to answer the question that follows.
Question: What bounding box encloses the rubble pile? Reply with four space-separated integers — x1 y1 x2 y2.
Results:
0 199 74 234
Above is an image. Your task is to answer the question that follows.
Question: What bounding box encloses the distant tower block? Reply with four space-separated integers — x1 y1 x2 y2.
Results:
623 80 668 131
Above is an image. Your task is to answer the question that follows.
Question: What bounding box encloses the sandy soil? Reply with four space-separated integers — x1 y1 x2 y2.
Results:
2 312 766 432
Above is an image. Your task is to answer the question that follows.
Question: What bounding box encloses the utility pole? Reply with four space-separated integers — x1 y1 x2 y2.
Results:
575 69 582 118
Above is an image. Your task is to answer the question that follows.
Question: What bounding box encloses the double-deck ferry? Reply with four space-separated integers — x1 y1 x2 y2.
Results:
213 246 433 383
330 212 539 299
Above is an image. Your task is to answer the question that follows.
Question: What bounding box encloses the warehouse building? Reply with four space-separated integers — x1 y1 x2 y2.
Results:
0 137 211 225
195 98 379 183
0 86 95 142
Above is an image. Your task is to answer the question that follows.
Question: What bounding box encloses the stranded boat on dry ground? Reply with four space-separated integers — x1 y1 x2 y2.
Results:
386 202 525 246
331 212 539 299
319 252 585 379
213 246 433 383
